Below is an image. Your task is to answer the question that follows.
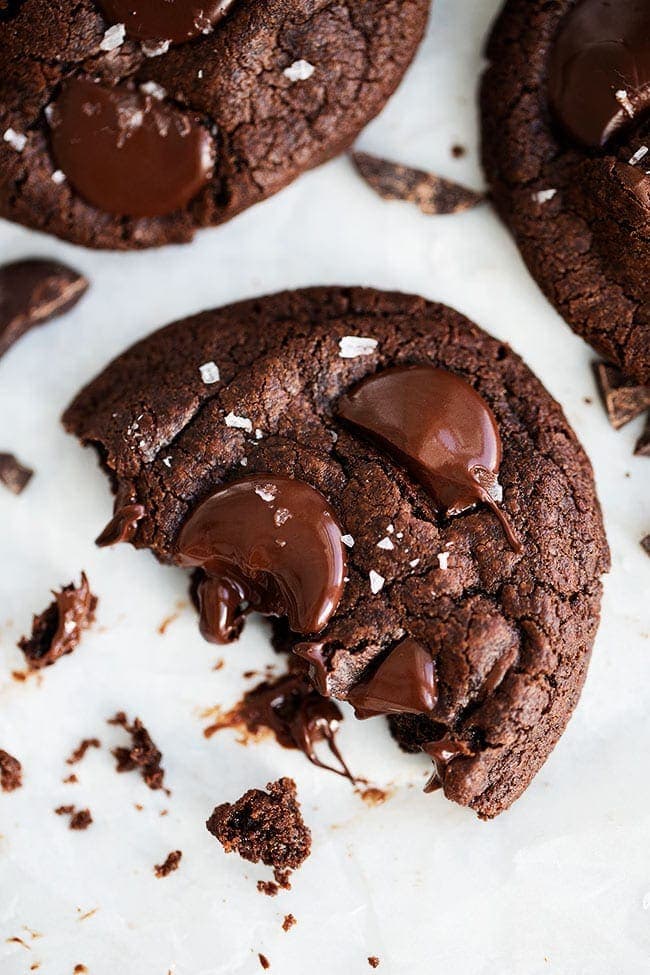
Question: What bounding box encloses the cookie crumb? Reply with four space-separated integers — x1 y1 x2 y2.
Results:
258 954 270 970
352 151 484 215
154 850 182 878
257 879 279 897
0 750 22 792
283 59 314 82
66 738 100 766
451 144 466 158
63 773 78 784
641 535 650 557
368 957 380 968
18 574 97 669
108 712 167 792
282 914 297 932
0 453 33 495
55 805 93 830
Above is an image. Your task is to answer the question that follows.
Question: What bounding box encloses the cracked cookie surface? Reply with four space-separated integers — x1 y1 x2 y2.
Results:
63 286 609 817
481 0 650 384
0 0 429 249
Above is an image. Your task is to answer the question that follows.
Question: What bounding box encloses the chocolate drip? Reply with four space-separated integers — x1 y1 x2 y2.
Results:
177 475 347 644
346 638 438 719
422 736 473 793
337 365 522 552
98 0 237 44
205 671 355 782
548 0 650 147
49 79 215 218
96 503 146 547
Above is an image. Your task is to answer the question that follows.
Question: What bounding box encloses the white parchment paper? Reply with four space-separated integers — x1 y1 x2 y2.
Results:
1 2 648 972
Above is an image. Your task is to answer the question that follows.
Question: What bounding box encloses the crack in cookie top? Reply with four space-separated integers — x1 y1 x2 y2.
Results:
0 0 430 247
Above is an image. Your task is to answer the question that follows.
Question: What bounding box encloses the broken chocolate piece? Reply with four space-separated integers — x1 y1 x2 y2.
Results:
207 778 311 877
176 475 347 643
108 712 167 792
18 573 97 669
0 749 22 792
98 0 237 44
55 805 93 829
0 452 33 495
154 850 182 878
593 362 650 430
352 151 484 215
203 670 354 781
96 504 146 547
0 259 87 359
634 415 650 457
66 738 101 765
347 637 437 718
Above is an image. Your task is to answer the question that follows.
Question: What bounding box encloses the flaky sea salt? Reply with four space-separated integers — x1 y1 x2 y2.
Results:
437 552 450 570
100 23 126 51
341 534 355 548
225 411 253 432
283 59 315 82
142 39 171 57
377 536 394 550
162 456 172 468
338 335 378 359
51 169 66 184
274 508 291 527
369 570 385 594
409 558 420 568
140 80 167 101
629 145 649 166
240 457 248 466
615 89 635 117
255 483 277 502
199 361 220 384
3 128 27 152
532 188 557 204
255 428 264 440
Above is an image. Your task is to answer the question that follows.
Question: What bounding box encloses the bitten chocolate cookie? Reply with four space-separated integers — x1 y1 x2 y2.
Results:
0 0 429 250
481 0 650 384
63 287 609 818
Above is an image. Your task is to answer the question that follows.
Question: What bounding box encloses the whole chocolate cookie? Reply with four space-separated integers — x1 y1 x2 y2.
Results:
0 0 429 250
481 0 650 384
63 287 609 818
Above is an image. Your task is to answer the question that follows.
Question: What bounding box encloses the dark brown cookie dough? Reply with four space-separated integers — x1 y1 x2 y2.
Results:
481 0 650 384
63 287 609 818
0 0 429 249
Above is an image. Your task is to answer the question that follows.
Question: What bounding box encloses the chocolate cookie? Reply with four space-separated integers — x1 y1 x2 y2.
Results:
481 0 650 384
63 287 609 818
0 0 429 250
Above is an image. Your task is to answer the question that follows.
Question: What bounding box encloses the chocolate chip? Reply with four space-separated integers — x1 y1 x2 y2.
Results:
593 362 650 429
0 452 33 495
97 0 236 44
352 151 484 215
0 259 87 358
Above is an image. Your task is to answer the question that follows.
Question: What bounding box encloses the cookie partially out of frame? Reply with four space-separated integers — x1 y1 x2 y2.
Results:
0 0 429 250
64 287 609 818
481 0 650 384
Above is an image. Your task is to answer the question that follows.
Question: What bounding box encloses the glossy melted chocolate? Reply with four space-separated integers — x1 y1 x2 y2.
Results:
337 365 521 552
49 79 215 218
177 475 347 644
98 0 237 44
548 0 650 147
346 638 438 719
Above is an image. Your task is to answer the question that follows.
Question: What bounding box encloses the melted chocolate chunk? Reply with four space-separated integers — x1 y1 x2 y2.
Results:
204 670 354 781
337 365 521 551
206 777 311 873
0 750 22 792
98 0 237 44
0 259 87 359
108 712 167 791
177 475 347 643
548 0 650 147
0 453 33 495
346 637 438 718
49 79 215 218
422 736 473 793
18 574 97 669
96 503 146 546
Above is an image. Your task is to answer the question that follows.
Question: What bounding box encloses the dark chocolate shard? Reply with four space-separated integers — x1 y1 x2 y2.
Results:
0 259 88 359
206 777 311 872
352 151 484 215
634 415 650 457
18 573 97 669
0 452 33 494
346 638 438 719
0 749 22 792
593 362 650 429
